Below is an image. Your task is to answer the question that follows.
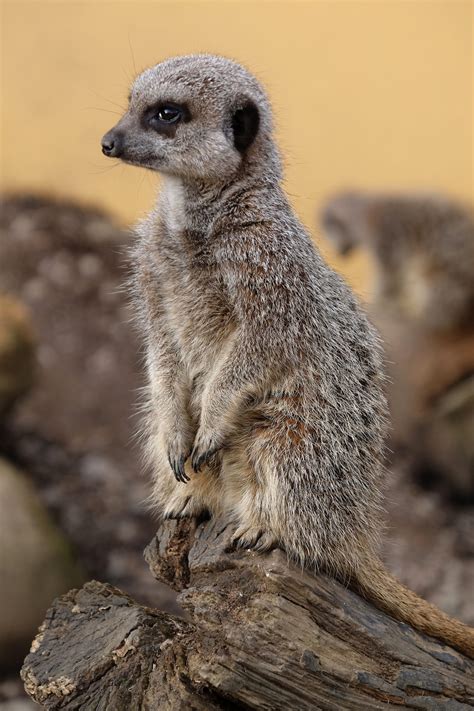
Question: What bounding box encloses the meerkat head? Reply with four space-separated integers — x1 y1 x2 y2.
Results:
101 54 276 182
319 191 368 256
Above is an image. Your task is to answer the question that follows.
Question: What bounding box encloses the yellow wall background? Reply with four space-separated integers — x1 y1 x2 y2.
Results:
1 0 472 297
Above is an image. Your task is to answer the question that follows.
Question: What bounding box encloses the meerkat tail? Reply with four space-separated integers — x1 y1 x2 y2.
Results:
353 556 474 659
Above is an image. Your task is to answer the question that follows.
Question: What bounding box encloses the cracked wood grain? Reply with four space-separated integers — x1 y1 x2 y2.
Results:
22 517 474 710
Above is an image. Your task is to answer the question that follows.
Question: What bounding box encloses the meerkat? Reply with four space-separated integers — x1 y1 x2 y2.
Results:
102 54 474 657
320 191 474 332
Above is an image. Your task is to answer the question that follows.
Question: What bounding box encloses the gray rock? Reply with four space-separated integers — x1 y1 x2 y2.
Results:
0 458 82 667
0 700 37 711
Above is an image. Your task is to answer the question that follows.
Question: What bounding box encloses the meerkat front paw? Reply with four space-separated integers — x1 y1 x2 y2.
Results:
190 428 223 473
167 450 191 483
166 431 194 483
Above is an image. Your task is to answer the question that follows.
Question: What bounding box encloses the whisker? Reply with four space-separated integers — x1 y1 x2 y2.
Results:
128 30 137 77
89 88 126 112
87 161 121 175
85 106 122 116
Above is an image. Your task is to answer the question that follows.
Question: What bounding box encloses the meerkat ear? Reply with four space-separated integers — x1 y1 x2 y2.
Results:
231 101 260 153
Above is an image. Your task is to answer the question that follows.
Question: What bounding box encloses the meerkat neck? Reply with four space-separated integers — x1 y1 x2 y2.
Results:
157 127 282 235
159 175 226 234
159 169 280 235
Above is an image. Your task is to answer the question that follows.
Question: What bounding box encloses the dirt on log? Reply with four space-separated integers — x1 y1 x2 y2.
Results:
22 517 474 710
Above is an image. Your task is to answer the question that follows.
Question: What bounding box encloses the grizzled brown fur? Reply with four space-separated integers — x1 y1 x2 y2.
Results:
103 54 474 657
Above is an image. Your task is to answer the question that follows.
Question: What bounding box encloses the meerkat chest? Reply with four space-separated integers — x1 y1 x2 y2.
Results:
157 241 233 371
155 180 235 368
167 279 233 380
161 177 186 234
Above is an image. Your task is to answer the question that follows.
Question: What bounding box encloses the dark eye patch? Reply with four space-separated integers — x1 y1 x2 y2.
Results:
141 101 191 137
323 215 345 232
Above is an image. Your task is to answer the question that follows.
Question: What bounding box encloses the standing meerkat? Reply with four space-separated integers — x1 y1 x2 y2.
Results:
102 54 474 657
320 191 474 332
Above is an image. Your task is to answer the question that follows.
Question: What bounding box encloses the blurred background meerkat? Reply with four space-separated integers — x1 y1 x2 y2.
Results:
320 191 474 501
321 192 474 330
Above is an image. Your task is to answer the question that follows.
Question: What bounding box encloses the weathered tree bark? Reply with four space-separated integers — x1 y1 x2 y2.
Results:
22 517 474 710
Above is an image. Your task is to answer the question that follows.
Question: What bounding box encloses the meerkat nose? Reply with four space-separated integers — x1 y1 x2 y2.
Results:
101 130 123 158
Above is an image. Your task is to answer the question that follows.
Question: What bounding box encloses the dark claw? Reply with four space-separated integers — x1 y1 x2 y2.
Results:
190 448 199 473
191 451 203 473
168 453 189 483
238 533 261 549
191 446 216 473
225 536 246 553
177 455 190 483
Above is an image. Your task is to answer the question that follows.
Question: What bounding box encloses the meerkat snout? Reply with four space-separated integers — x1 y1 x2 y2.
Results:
101 54 274 181
101 129 124 158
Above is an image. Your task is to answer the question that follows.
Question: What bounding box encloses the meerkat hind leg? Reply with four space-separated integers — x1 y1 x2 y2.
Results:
231 525 278 552
151 451 218 521
222 446 280 553
162 479 216 520
163 494 209 520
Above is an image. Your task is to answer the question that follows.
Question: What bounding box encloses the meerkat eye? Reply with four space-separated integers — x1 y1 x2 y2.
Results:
144 103 189 136
151 105 183 125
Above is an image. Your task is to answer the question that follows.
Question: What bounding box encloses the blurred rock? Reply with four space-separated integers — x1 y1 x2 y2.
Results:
0 458 81 669
0 296 35 416
0 193 136 459
421 374 474 502
0 699 36 711
0 678 36 711
0 193 159 610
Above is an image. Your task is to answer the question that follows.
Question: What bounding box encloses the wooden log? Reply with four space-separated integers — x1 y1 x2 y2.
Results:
22 518 474 710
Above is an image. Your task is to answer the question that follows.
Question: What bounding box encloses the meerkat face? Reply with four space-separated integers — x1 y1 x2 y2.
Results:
101 54 270 182
320 192 366 255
